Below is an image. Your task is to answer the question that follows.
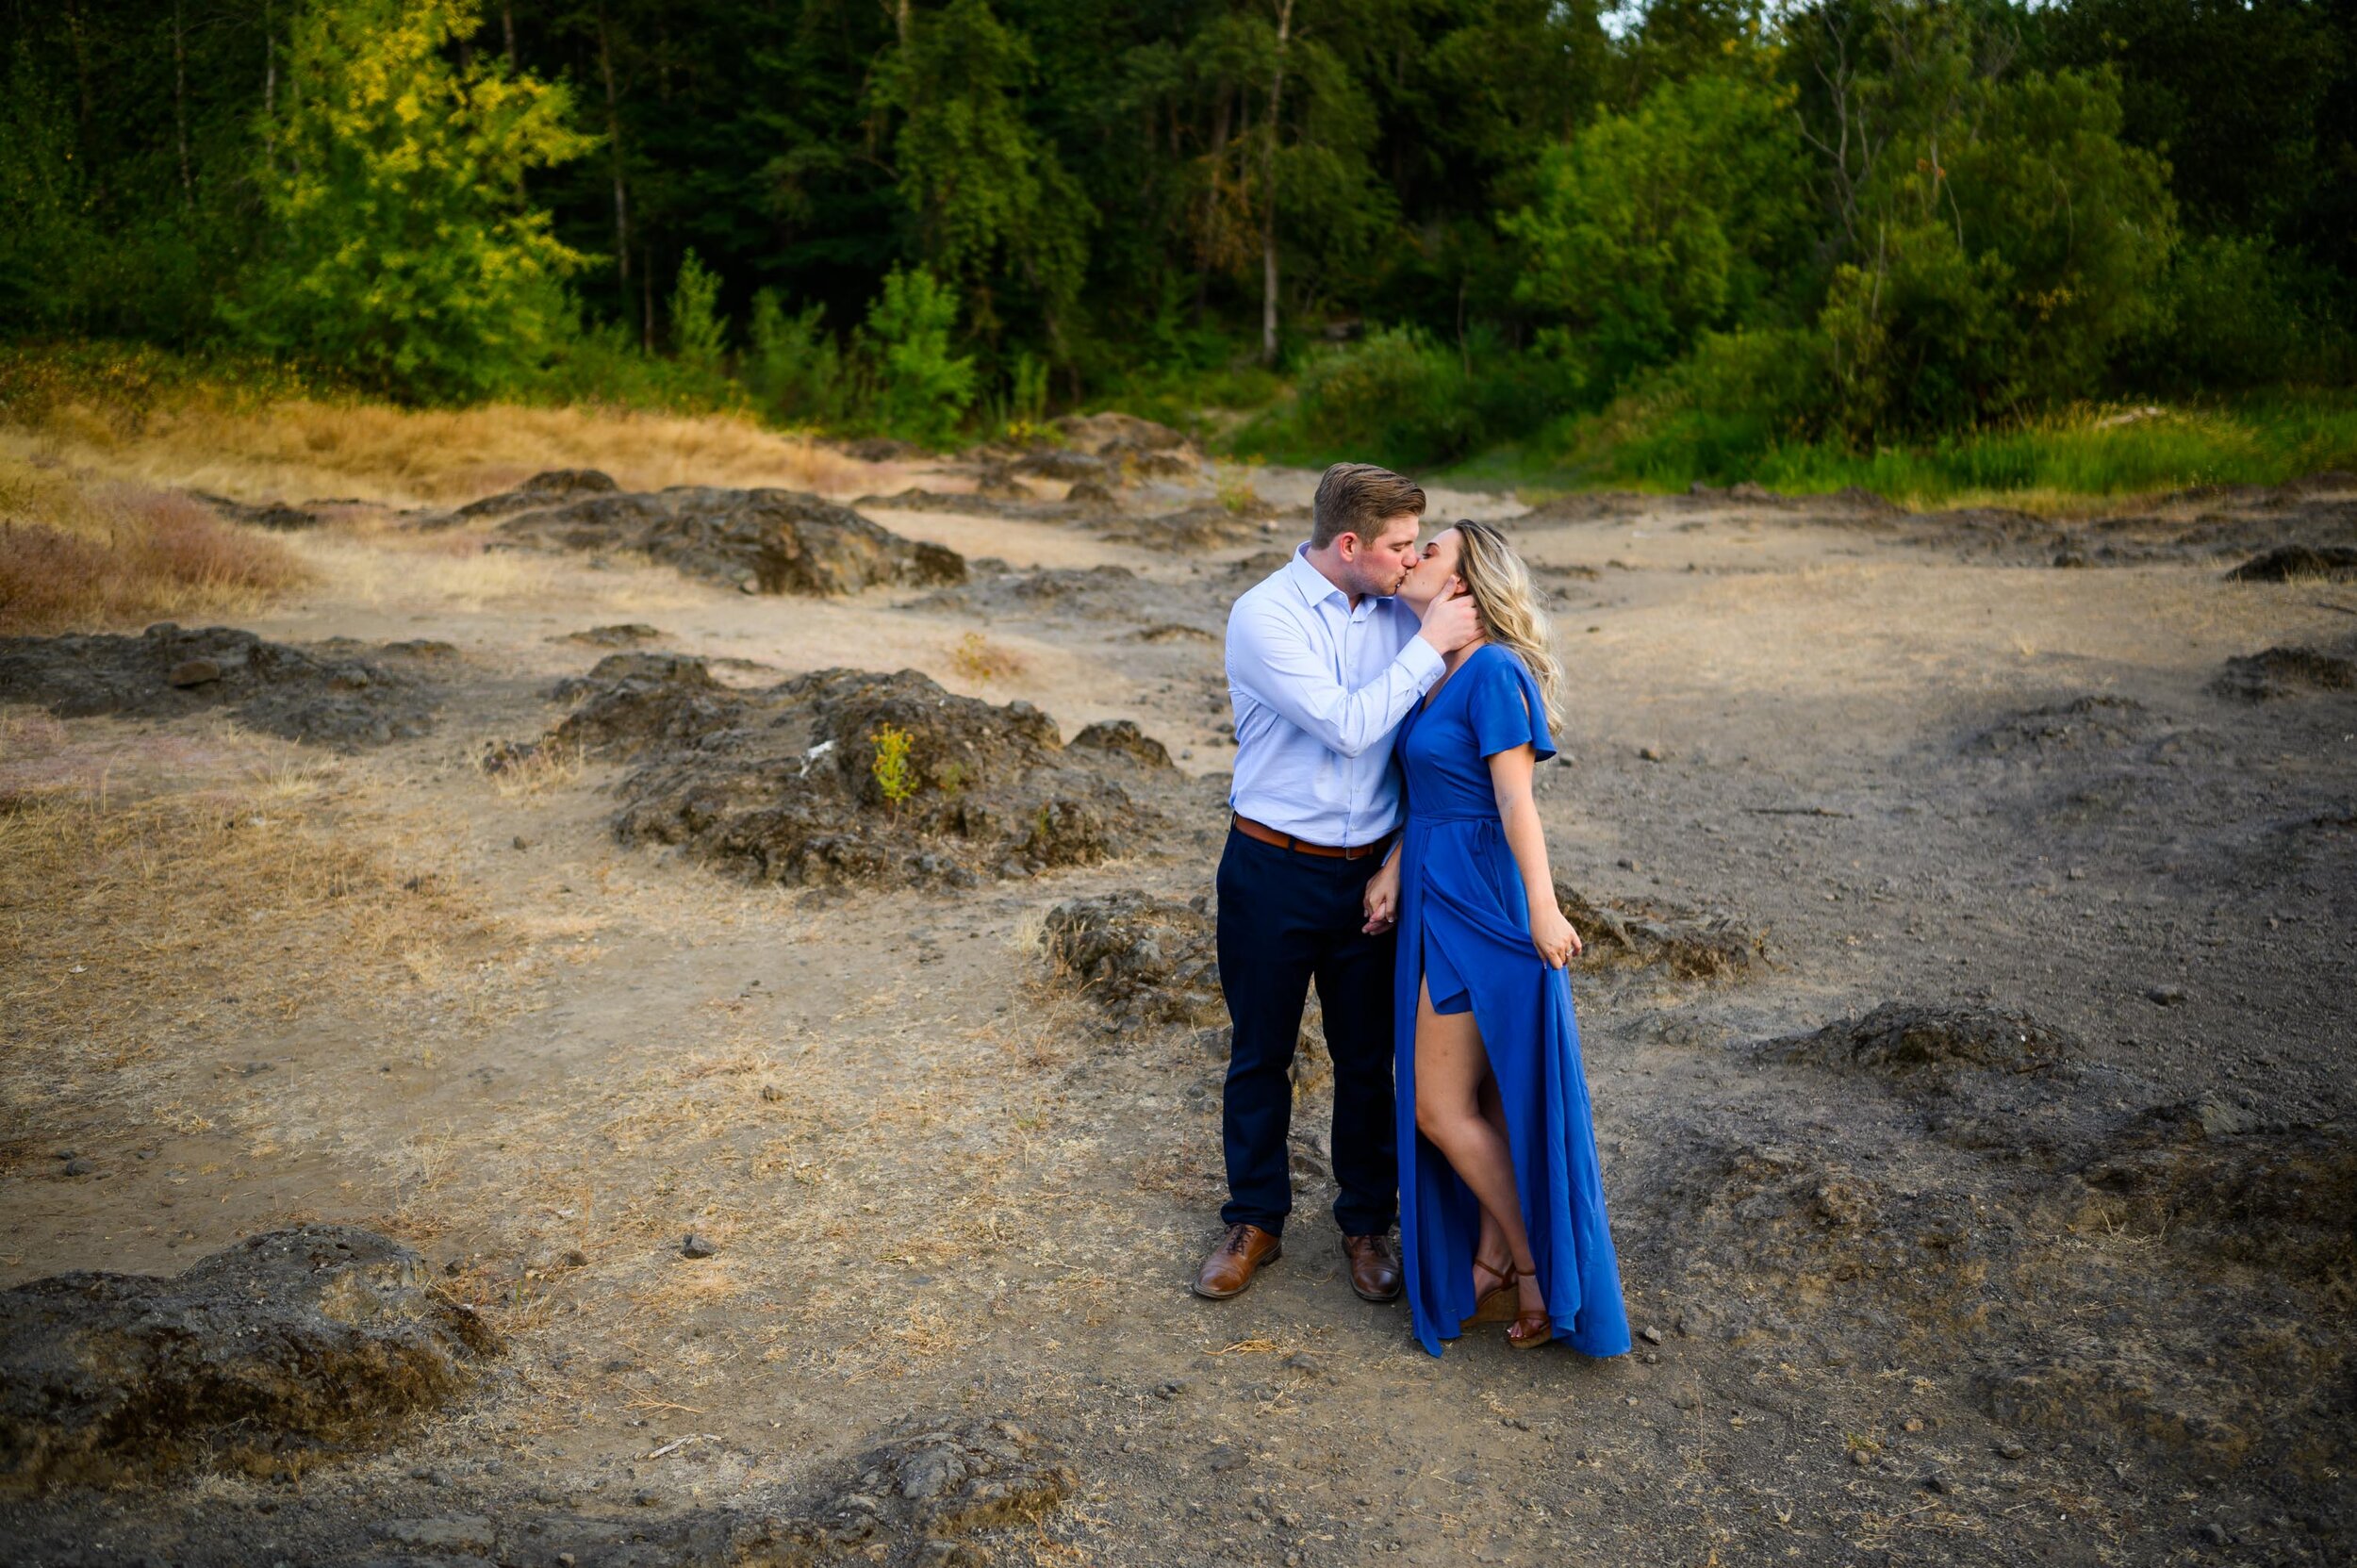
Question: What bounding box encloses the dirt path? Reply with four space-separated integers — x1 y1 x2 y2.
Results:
3 462 2352 1566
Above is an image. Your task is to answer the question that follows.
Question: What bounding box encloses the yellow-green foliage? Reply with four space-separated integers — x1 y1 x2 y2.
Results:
868 724 917 809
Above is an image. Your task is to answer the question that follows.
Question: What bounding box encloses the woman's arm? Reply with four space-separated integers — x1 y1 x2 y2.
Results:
1489 744 1582 966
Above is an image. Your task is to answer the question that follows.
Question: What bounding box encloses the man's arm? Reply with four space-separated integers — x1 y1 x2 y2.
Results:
1228 599 1445 759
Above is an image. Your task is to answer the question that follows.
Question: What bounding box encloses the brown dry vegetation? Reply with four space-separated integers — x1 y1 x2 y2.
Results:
0 454 308 635
8 398 864 510
0 740 508 1143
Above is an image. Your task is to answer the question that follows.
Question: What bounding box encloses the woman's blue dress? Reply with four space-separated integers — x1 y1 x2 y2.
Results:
1392 644 1631 1358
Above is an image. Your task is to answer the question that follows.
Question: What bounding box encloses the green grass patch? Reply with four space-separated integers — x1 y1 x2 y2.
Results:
1467 392 2357 513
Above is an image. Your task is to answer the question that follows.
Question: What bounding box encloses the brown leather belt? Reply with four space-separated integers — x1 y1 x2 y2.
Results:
1232 814 1393 861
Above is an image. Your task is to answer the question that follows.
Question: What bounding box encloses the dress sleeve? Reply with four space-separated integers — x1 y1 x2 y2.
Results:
1468 651 1558 763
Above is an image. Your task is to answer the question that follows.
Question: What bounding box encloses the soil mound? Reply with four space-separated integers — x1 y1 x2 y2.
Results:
497 487 964 595
2077 1105 2356 1282
1556 883 1766 981
1041 892 1222 1030
0 623 438 749
1965 694 2151 758
2212 643 2357 701
913 564 1147 622
2224 543 2357 582
1770 1002 2076 1077
0 1226 497 1494
750 1414 1075 1565
552 656 1186 888
453 467 620 520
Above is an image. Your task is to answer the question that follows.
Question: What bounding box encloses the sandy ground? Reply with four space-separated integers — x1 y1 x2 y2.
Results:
2 452 2352 1567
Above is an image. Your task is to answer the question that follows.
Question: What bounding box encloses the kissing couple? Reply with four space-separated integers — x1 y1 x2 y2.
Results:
1195 462 1631 1358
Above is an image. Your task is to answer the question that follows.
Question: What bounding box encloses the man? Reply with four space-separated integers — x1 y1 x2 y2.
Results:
1195 462 1481 1303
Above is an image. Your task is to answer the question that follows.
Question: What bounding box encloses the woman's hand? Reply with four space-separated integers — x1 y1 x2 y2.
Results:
1531 901 1583 967
1362 856 1401 934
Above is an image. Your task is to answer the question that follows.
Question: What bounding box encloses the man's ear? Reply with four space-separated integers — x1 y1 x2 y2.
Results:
1333 531 1360 561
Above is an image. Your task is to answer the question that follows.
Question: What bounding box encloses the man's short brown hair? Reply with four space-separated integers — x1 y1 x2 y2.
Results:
1310 462 1426 549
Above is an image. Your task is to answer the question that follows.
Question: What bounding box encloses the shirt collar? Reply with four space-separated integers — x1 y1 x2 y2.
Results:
1286 544 1353 611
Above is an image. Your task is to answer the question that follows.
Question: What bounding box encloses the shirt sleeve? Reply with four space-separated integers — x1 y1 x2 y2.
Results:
1228 598 1445 759
1469 651 1558 762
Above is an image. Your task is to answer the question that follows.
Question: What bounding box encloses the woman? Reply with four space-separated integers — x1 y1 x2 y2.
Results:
1364 520 1630 1357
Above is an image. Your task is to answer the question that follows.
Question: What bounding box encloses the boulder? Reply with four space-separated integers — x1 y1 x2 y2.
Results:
497 487 964 596
0 624 439 749
0 1226 498 1494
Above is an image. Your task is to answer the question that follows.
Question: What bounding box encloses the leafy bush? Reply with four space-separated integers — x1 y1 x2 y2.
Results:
669 251 727 374
746 290 847 424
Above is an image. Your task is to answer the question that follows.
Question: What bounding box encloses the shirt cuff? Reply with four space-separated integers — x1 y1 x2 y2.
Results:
1396 635 1445 690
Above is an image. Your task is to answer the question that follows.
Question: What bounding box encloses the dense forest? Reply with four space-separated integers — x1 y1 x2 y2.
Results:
4 0 2353 468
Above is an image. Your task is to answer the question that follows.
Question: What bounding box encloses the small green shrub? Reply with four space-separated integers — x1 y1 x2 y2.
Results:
669 250 727 375
868 724 917 810
746 289 846 423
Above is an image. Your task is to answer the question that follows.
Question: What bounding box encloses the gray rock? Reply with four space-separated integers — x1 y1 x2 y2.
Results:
681 1233 717 1260
0 1226 497 1494
499 486 963 596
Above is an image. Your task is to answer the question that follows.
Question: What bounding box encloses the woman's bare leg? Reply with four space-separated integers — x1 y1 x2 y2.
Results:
1413 981 1541 1312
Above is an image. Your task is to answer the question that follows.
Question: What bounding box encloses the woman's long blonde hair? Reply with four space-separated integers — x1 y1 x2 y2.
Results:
1450 518 1564 727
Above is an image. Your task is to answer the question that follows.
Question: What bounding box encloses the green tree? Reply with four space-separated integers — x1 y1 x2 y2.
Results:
861 264 976 446
1797 5 2176 434
1506 69 1812 386
872 0 1095 357
228 0 591 399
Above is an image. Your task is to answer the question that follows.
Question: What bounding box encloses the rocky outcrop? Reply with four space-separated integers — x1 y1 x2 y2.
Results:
0 623 440 749
0 1226 498 1493
453 467 622 520
552 655 1189 888
495 486 964 595
2225 543 2357 582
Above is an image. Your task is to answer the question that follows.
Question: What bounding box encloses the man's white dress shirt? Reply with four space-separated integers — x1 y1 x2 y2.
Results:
1225 544 1444 848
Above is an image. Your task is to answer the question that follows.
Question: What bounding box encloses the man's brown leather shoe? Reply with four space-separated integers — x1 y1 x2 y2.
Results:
1193 1223 1282 1299
1343 1232 1402 1303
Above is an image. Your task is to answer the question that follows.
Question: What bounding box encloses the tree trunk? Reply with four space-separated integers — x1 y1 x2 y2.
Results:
598 7 634 325
173 0 192 206
263 0 277 169
1260 0 1294 369
503 4 517 61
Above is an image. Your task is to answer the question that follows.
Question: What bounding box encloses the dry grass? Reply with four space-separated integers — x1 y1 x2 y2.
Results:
949 630 1030 682
0 760 503 1132
0 453 308 634
8 399 865 511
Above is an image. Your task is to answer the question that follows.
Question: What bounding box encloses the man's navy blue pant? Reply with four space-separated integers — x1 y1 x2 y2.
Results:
1215 825 1398 1239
